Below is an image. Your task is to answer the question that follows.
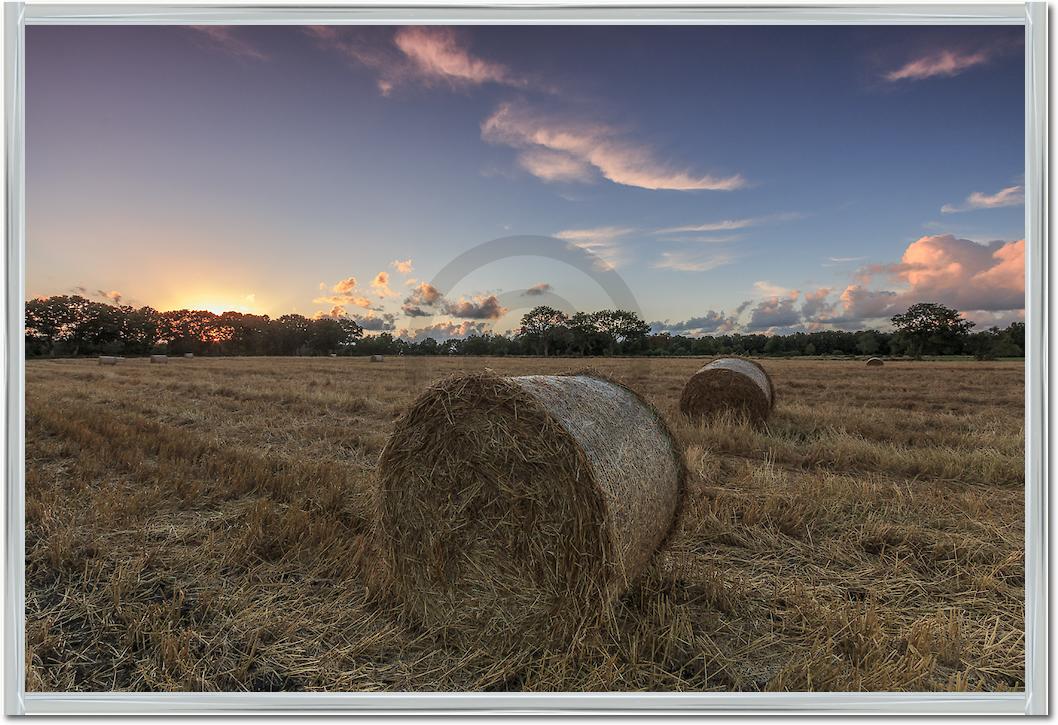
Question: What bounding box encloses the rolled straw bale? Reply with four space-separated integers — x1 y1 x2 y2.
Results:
679 357 775 424
378 371 685 646
370 354 384 362
98 356 118 366
866 357 884 367
150 355 168 364
183 353 194 359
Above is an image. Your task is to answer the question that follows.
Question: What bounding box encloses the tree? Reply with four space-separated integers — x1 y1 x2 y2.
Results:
518 306 568 356
890 303 975 359
856 330 880 356
592 309 651 354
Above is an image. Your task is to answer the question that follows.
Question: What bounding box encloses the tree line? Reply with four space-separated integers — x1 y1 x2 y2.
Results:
25 295 1024 360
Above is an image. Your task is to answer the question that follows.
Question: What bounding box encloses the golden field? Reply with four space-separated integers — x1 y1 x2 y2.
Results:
24 355 1024 692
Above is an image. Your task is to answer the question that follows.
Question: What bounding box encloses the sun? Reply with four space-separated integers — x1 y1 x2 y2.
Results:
179 293 258 315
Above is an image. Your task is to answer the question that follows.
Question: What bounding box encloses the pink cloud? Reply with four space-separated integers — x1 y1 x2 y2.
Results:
391 258 413 275
393 27 525 89
941 184 1024 213
884 48 990 82
482 102 746 192
371 271 397 298
839 234 1024 321
306 26 528 96
332 276 357 294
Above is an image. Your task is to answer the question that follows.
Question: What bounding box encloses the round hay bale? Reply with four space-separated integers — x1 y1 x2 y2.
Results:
377 372 685 647
679 357 775 424
98 356 118 366
149 355 168 364
370 354 384 362
866 357 884 367
183 353 194 359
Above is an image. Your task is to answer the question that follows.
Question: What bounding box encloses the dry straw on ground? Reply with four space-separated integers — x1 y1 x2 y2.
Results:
866 357 884 367
24 356 1025 692
680 358 775 425
378 371 685 649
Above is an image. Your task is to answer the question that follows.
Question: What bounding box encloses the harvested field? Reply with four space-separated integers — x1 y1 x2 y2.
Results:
24 356 1025 692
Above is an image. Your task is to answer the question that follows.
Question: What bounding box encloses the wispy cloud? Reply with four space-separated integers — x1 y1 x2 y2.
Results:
655 212 801 235
393 27 528 89
941 184 1024 213
653 250 735 273
884 48 991 82
189 27 268 62
482 102 746 192
554 226 636 269
307 26 531 96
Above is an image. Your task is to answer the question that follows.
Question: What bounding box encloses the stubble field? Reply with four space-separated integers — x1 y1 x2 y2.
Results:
25 355 1024 692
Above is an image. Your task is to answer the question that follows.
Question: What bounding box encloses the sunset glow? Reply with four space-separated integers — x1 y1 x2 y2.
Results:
26 25 1025 338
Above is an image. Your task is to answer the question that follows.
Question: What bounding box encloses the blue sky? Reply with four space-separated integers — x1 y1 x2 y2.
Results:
26 25 1025 339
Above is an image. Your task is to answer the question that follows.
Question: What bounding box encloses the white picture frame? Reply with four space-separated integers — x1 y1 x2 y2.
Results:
2 2 1047 715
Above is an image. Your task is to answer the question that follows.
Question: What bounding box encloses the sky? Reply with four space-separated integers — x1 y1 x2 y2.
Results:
26 25 1025 340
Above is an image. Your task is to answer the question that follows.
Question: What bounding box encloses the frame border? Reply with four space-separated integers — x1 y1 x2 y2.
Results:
5 2 1046 716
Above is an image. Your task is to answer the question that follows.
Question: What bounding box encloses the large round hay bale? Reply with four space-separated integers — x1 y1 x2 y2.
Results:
679 357 775 424
183 353 194 359
370 354 384 362
377 372 685 647
98 356 118 366
150 355 168 364
866 357 884 367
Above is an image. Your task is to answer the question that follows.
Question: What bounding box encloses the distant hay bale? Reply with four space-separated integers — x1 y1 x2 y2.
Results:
679 357 775 424
183 353 194 359
329 353 338 358
370 355 384 362
378 371 685 647
866 357 884 367
97 356 118 366
149 355 168 364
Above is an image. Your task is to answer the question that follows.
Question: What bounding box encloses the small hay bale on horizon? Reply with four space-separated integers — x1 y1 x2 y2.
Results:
97 356 118 366
378 371 685 648
183 353 194 359
866 357 884 367
370 354 384 362
150 355 168 365
679 357 775 425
